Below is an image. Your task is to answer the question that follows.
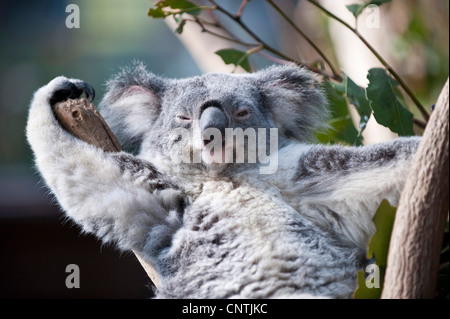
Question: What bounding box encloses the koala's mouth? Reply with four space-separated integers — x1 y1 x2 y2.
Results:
203 138 226 156
201 136 231 165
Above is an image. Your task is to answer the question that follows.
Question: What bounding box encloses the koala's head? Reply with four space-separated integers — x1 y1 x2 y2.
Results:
99 62 328 175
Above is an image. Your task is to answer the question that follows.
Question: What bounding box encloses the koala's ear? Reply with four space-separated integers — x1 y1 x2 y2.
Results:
256 65 329 141
99 62 167 148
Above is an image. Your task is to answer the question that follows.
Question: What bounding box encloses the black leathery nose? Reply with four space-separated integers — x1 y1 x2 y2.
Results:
200 106 228 146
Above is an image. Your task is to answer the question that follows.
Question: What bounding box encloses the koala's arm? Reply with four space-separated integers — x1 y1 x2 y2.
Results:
277 137 421 247
26 77 184 253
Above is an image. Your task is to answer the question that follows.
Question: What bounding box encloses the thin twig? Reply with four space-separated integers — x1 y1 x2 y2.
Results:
236 0 249 18
184 17 221 28
209 0 269 51
307 0 429 121
266 0 341 80
256 50 294 65
192 15 293 67
207 0 341 80
163 5 217 15
232 43 264 73
194 18 257 47
413 118 427 129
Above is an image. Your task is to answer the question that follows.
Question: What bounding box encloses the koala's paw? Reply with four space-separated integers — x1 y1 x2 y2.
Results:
27 77 96 147
49 78 95 106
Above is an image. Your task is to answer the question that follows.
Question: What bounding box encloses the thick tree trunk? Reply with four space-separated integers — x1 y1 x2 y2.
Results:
52 98 161 290
381 78 449 299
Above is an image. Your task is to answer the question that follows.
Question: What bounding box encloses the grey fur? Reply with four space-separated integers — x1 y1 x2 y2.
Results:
26 62 420 298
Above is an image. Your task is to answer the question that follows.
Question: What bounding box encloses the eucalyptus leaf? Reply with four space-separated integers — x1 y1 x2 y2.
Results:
148 7 167 18
148 0 203 18
370 0 392 6
175 19 186 34
215 49 251 72
330 78 346 95
345 75 372 134
346 4 364 18
346 0 391 18
316 81 362 145
366 68 414 136
354 200 396 299
173 13 183 23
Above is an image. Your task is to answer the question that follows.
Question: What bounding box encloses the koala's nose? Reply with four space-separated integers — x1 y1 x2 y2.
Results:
200 106 228 146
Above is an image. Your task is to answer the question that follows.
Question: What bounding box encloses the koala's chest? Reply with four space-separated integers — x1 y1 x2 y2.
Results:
162 179 359 299
182 180 296 242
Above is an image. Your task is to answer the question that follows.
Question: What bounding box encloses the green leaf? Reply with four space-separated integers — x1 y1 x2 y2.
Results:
368 200 397 267
354 200 396 299
215 49 251 72
173 13 183 23
148 7 167 18
370 0 392 6
366 68 414 136
175 19 186 34
165 0 197 9
148 0 202 18
346 0 391 18
346 4 364 18
330 78 346 95
345 75 372 135
316 81 362 145
328 75 371 141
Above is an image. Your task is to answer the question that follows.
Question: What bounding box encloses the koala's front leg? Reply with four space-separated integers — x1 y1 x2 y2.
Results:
286 137 421 247
26 77 183 253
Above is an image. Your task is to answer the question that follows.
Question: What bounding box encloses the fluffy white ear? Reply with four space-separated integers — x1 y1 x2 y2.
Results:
99 62 167 148
256 65 329 141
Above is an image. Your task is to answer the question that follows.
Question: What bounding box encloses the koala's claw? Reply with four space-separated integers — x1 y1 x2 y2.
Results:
50 80 95 105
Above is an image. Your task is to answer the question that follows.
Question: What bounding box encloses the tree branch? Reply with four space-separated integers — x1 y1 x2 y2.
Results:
381 78 449 298
236 0 249 18
413 118 427 130
193 17 257 47
206 0 341 80
266 0 341 80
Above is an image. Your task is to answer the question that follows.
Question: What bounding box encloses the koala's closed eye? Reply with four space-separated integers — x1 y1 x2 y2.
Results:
176 114 192 122
234 109 251 120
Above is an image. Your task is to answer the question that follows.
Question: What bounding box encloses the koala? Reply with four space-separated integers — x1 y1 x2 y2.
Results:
26 62 420 298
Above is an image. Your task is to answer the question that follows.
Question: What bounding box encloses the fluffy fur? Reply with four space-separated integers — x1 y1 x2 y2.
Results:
26 64 420 298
